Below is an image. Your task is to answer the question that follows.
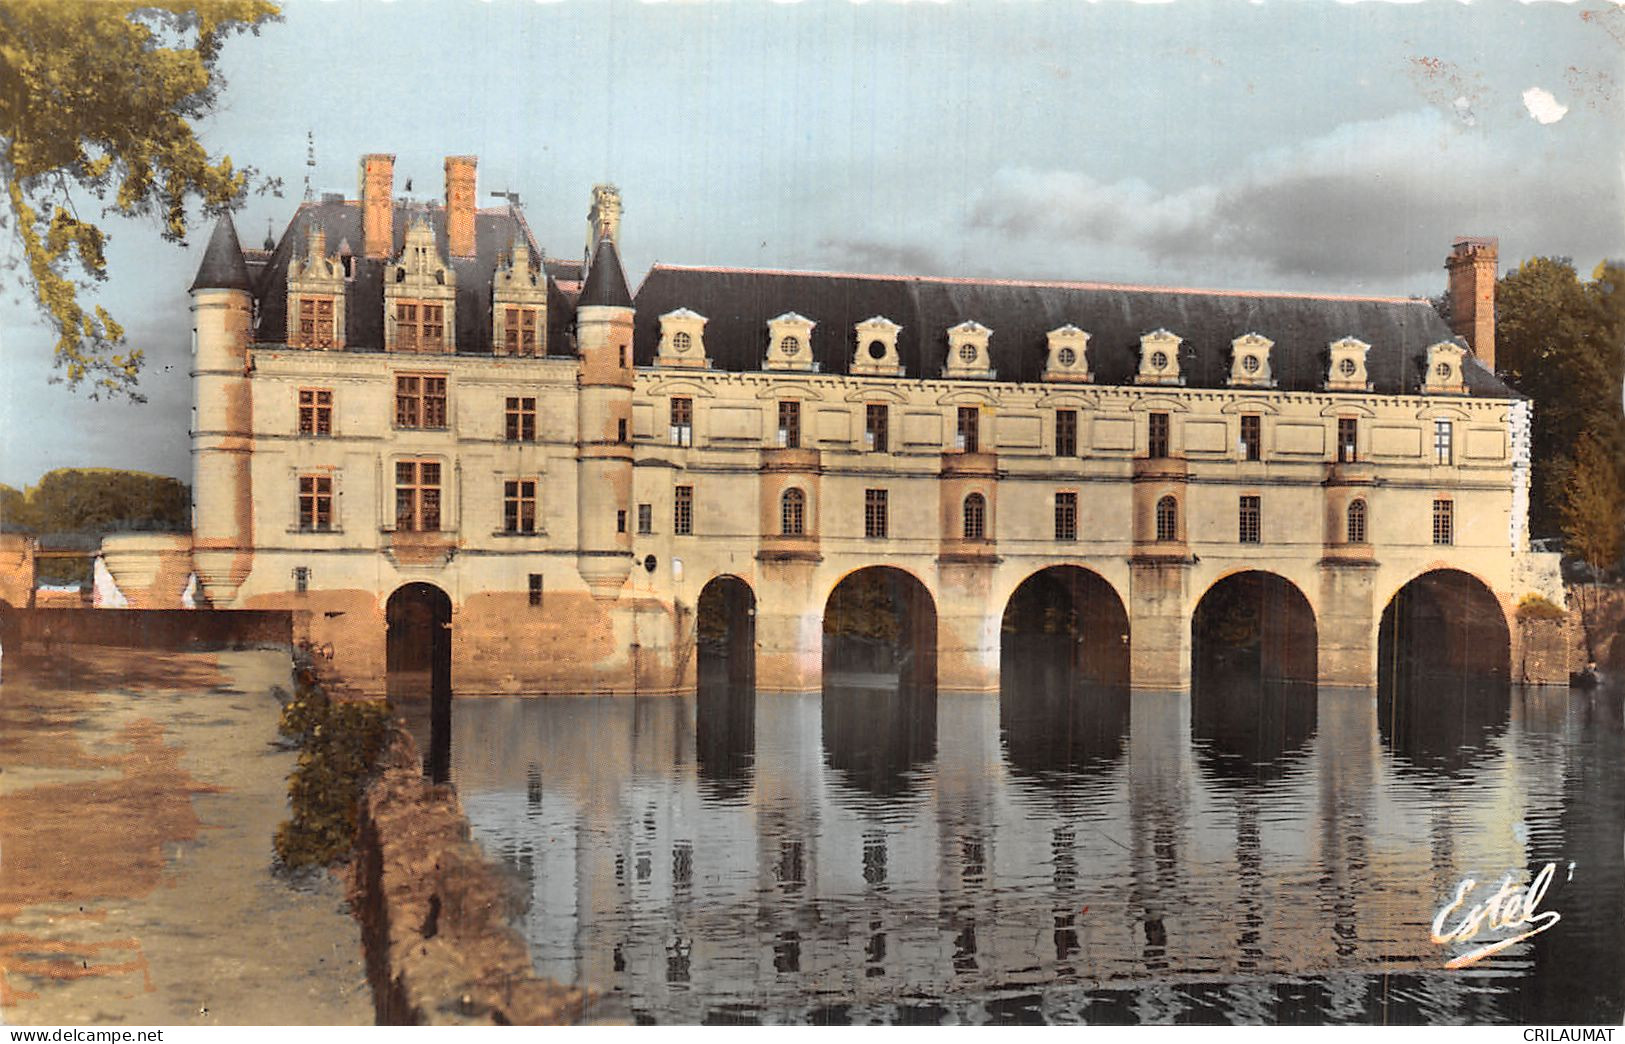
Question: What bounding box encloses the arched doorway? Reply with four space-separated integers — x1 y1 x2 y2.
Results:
1190 571 1318 785
386 582 452 781
695 575 756 798
821 567 937 798
1377 569 1511 776
999 566 1131 779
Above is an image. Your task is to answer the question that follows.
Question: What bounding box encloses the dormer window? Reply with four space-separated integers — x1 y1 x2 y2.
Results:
493 238 547 357
852 316 903 377
386 219 456 352
766 312 816 371
943 320 992 379
1327 337 1371 391
286 223 345 349
297 296 337 349
1423 341 1468 395
1228 333 1274 388
1136 329 1183 385
657 308 709 368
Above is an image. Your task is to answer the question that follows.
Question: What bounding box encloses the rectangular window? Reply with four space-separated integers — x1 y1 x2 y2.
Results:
670 397 693 447
1055 409 1077 457
1433 499 1453 545
1054 491 1078 541
528 573 543 607
505 396 536 442
1434 419 1454 465
617 509 627 533
674 485 693 535
637 503 653 535
864 489 888 538
395 301 445 352
617 418 628 444
395 374 447 429
778 400 801 449
865 404 889 452
1337 417 1358 463
1239 414 1261 461
504 479 537 534
293 566 310 594
298 388 333 437
395 460 441 532
298 474 332 532
1238 495 1261 544
956 406 980 453
504 306 539 356
1148 412 1170 459
297 296 336 349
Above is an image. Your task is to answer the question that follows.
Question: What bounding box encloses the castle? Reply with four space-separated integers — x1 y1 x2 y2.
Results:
91 151 1566 693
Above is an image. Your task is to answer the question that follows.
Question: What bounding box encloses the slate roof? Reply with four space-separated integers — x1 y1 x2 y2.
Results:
246 199 576 356
189 213 254 293
632 265 1518 399
578 237 633 308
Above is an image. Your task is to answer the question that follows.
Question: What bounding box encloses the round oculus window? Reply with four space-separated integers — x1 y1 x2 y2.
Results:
958 342 979 364
867 339 887 361
1057 346 1076 367
1338 357 1357 377
1150 350 1168 370
1241 354 1260 374
1435 361 1452 378
672 331 692 353
780 336 801 356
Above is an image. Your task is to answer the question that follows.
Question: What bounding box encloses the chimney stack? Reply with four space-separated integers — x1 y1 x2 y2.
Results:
360 153 395 258
444 155 477 258
1446 237 1498 372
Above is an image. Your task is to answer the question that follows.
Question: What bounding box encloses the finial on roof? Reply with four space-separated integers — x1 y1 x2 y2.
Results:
263 218 275 251
189 211 253 293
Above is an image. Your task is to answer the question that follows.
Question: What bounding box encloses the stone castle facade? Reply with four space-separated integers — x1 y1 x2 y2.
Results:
94 151 1565 692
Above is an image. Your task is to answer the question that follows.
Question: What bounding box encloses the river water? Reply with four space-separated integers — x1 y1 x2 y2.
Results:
439 658 1624 1025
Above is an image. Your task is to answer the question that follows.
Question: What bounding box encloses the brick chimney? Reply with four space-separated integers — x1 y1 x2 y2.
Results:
1446 236 1498 372
360 153 395 258
444 155 477 258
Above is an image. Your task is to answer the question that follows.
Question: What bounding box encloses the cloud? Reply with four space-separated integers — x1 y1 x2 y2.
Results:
961 108 1624 290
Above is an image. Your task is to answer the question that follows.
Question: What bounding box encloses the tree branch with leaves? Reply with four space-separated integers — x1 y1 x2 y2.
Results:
0 0 280 401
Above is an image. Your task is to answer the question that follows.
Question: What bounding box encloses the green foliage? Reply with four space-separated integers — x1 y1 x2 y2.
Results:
7 468 190 533
0 0 280 399
1561 432 1625 575
1495 258 1625 538
1516 593 1568 622
274 669 392 869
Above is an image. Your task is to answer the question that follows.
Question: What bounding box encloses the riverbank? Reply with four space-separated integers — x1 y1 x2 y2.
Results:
0 647 370 1025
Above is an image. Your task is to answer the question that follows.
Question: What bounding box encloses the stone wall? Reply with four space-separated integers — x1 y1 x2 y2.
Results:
350 727 604 1025
1569 583 1625 673
0 607 290 651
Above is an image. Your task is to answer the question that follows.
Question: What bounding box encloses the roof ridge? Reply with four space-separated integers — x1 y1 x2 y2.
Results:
646 262 1427 306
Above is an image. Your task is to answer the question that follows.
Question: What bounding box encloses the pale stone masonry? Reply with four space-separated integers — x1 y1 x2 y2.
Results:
103 150 1565 693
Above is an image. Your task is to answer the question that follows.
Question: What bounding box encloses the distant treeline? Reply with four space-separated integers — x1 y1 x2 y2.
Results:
0 468 190 536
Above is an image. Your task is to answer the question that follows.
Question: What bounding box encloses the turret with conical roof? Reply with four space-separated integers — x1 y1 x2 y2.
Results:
574 231 636 600
189 212 254 293
579 236 633 309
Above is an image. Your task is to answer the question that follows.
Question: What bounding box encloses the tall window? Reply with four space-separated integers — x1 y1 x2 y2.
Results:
1148 412 1170 459
864 489 888 538
297 296 336 349
670 397 693 447
637 503 653 535
528 574 544 607
963 492 986 540
298 474 333 532
956 406 980 453
1054 491 1078 541
504 479 537 534
674 485 693 535
1238 495 1261 544
1055 410 1077 457
1433 499 1453 545
865 404 889 452
505 397 536 441
1434 419 1454 464
1155 495 1178 542
395 301 445 352
1347 498 1367 543
504 306 539 356
778 400 801 449
293 566 310 594
1337 417 1358 463
298 388 333 436
1239 414 1261 461
781 488 806 536
395 460 441 532
395 374 447 429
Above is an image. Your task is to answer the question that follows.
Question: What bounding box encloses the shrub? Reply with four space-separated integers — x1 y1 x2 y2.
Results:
1517 593 1568 621
273 668 392 868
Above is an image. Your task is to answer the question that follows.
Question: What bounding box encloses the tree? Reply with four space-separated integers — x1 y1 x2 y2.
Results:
1561 432 1625 664
0 0 279 400
21 468 191 533
1494 257 1625 538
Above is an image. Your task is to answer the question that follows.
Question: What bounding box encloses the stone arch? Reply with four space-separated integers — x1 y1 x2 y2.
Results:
1191 570 1318 685
696 574 756 686
695 574 756 798
1000 565 1130 687
386 581 452 781
821 565 937 689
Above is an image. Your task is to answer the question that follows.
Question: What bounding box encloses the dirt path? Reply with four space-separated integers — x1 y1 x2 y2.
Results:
0 648 371 1025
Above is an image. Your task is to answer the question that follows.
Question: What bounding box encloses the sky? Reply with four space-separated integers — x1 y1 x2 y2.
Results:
1 0 1621 490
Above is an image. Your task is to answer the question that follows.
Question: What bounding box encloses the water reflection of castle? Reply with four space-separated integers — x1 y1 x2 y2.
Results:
447 672 1597 1023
